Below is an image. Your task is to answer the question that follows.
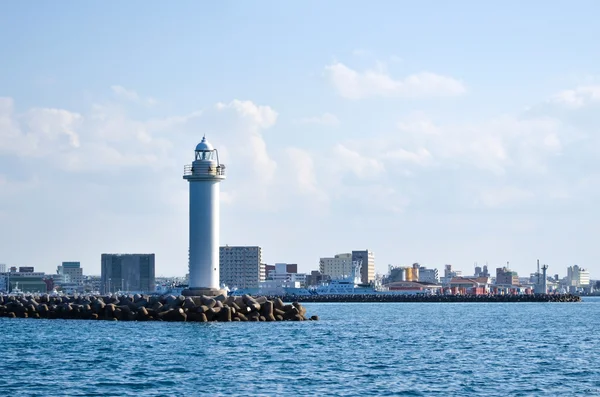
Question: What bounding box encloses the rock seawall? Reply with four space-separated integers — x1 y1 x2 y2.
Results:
276 293 581 303
0 294 318 322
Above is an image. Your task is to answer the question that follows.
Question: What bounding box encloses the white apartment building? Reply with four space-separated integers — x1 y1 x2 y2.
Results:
0 264 6 273
319 253 354 280
220 246 264 289
265 263 307 286
567 265 590 287
58 262 84 286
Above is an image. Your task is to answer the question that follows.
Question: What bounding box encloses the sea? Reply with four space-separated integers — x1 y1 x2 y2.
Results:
1 297 599 396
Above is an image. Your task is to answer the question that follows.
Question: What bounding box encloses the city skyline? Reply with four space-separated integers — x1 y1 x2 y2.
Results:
2 2 600 278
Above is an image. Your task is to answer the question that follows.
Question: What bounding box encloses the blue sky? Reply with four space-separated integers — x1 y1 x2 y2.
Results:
1 1 599 278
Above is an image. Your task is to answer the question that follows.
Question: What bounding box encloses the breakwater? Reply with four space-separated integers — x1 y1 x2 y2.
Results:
275 293 581 303
0 294 318 322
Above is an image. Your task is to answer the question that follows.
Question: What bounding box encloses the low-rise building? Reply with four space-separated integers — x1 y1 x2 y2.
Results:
305 270 330 287
418 267 439 283
496 267 519 286
5 271 47 293
386 281 442 295
264 263 307 287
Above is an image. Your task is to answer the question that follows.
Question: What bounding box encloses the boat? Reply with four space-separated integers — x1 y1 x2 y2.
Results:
8 282 23 296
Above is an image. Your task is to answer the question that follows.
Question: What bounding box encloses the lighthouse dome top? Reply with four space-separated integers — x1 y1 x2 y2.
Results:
195 136 214 152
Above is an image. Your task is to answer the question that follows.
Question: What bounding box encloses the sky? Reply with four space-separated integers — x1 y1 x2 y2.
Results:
1 1 600 278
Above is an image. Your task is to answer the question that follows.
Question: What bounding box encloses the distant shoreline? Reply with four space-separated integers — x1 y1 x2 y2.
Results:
277 294 581 303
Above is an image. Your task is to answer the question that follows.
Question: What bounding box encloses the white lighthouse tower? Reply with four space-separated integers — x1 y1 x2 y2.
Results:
182 136 227 297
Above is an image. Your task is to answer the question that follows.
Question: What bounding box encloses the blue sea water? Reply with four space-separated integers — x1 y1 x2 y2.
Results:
1 298 600 396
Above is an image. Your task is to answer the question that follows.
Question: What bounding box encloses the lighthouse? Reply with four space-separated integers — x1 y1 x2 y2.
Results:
182 136 227 297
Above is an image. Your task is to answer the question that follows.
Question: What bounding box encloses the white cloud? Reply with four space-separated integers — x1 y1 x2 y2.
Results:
26 108 82 148
111 85 157 106
213 100 278 190
216 99 277 129
284 147 328 203
549 85 600 108
390 115 564 175
383 147 432 166
0 99 83 156
332 143 385 179
325 62 466 99
296 112 340 127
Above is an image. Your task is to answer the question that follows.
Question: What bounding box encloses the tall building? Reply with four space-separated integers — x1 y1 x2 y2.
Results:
183 136 227 296
352 250 375 284
0 264 6 273
319 253 353 280
496 267 519 285
567 265 590 287
100 254 155 294
58 262 84 285
219 246 263 289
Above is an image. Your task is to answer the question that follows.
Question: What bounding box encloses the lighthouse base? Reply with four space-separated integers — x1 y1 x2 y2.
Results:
182 287 228 298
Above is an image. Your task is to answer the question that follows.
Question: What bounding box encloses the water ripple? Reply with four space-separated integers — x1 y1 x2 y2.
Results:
1 298 600 396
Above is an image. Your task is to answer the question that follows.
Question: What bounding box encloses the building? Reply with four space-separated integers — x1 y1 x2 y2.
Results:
58 262 84 285
496 267 519 286
448 277 490 295
305 270 330 287
265 263 298 275
567 265 590 287
482 265 490 277
84 275 102 293
352 250 375 284
319 253 353 280
100 254 156 294
5 270 47 293
261 263 307 290
266 263 306 284
441 264 462 285
386 281 442 294
219 246 264 289
0 264 6 273
418 267 439 283
183 136 227 296
388 266 407 282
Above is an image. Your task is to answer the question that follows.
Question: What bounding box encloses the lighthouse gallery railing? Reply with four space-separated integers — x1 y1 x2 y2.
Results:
183 164 226 176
